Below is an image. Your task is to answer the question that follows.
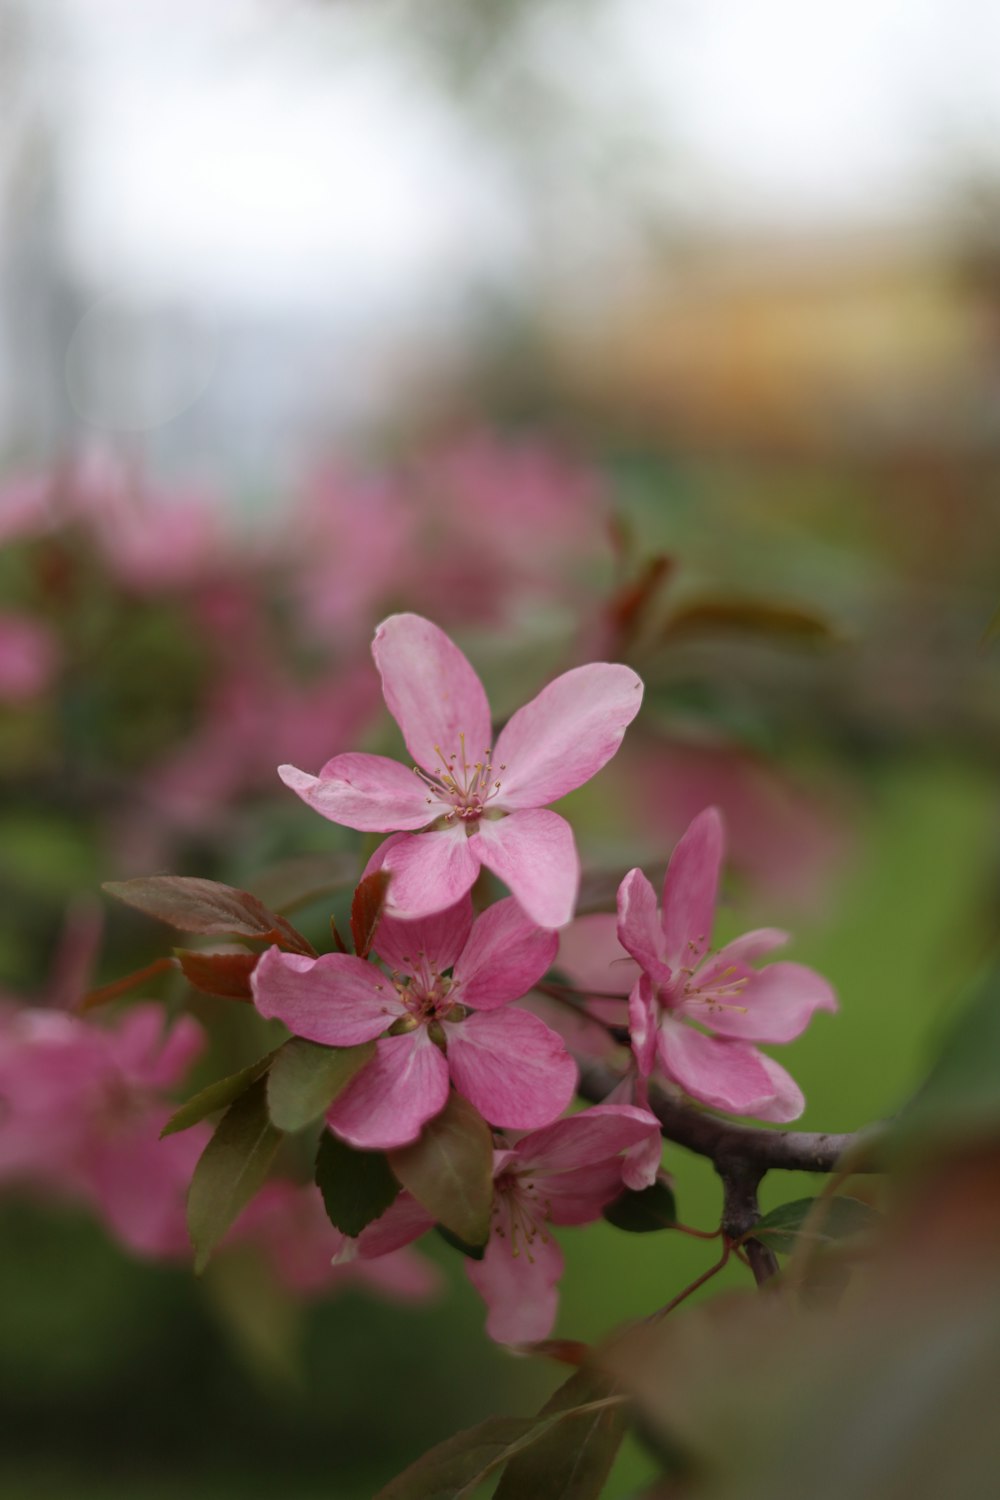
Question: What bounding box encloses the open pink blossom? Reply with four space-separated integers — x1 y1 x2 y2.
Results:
252 872 575 1150
329 1104 661 1345
278 613 643 928
617 808 838 1122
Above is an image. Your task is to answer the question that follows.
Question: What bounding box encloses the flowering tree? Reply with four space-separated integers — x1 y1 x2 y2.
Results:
5 527 999 1496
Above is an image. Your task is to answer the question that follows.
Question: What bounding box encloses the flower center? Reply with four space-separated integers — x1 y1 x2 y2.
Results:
492 1172 552 1262
676 959 749 1016
394 970 466 1026
413 733 505 824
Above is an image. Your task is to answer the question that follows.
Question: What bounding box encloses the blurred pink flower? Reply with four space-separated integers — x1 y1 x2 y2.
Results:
280 613 643 928
617 808 837 1121
253 877 574 1150
621 734 851 911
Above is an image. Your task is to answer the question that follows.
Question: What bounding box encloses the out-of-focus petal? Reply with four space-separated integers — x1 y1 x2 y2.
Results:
331 1189 436 1263
492 662 643 808
557 913 638 998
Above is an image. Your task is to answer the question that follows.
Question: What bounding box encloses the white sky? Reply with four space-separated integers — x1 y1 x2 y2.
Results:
23 0 1000 312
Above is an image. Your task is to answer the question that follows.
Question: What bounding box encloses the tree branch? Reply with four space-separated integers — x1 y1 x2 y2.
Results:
575 1057 879 1175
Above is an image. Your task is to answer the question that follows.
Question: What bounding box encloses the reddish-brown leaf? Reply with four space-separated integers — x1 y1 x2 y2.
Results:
350 869 391 959
175 949 259 1000
102 876 315 956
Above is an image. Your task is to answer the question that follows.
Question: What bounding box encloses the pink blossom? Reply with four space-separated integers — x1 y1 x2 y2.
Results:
279 613 643 928
617 808 838 1121
252 868 576 1149
330 1104 661 1345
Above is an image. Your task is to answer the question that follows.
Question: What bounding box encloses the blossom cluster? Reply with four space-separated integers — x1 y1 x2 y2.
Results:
239 613 837 1342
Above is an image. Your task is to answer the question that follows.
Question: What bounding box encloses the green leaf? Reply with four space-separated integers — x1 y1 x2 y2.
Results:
375 1396 627 1500
187 1077 284 1272
603 1179 677 1234
161 1052 276 1136
103 876 315 956
175 948 258 999
267 1039 375 1133
351 868 392 958
388 1092 494 1247
314 1129 400 1237
753 1196 881 1254
494 1367 628 1500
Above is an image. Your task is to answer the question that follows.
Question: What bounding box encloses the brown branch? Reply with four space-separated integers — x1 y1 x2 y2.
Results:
575 1057 879 1175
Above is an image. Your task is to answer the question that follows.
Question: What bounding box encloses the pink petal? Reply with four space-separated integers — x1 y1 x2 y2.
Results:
85 1109 207 1260
513 1103 662 1184
745 1052 806 1123
466 1212 564 1344
278 754 439 832
325 1031 450 1149
629 975 658 1078
472 809 579 929
365 838 476 977
617 868 672 984
697 928 789 985
491 662 643 808
444 1008 576 1130
661 807 724 969
622 1131 664 1192
331 1188 436 1263
381 826 481 919
656 1016 783 1117
451 898 558 1011
251 947 403 1045
557 913 637 998
689 961 838 1044
372 614 493 776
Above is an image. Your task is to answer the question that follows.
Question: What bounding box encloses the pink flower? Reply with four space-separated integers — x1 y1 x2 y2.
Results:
252 871 576 1150
330 1104 661 1345
617 808 838 1121
278 613 644 928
